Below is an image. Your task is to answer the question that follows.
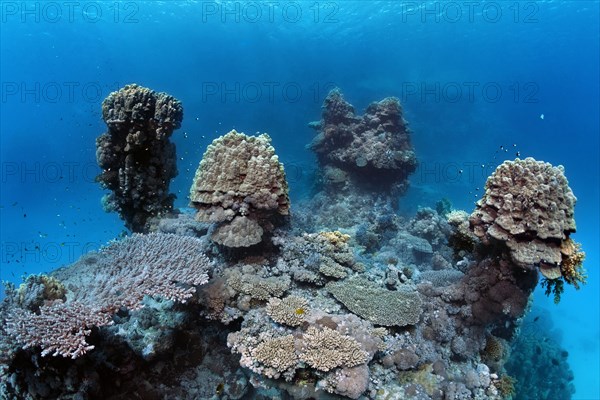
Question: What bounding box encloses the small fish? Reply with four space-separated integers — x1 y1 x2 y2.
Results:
516 151 521 157
23 213 27 218
533 316 539 322
458 169 463 174
540 114 545 120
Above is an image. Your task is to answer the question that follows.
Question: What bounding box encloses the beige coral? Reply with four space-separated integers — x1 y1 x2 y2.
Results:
300 326 368 372
251 335 298 372
189 130 290 247
226 267 291 301
470 158 577 268
266 296 309 327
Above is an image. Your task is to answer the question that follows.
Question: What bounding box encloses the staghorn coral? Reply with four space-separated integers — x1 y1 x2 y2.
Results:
189 130 290 247
326 276 422 327
5 233 211 359
5 301 113 359
470 158 577 269
266 296 309 327
308 89 417 193
64 233 211 311
96 84 183 232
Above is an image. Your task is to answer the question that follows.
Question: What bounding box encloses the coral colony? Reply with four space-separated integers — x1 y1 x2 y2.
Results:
0 85 583 399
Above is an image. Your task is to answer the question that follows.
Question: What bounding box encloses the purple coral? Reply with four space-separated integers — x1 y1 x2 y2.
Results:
5 233 211 359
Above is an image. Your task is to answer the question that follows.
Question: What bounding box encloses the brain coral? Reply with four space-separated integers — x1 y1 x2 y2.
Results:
189 130 290 247
470 158 577 269
308 88 417 191
96 83 183 232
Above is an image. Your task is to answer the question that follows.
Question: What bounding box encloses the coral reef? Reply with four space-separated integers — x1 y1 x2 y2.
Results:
273 231 362 285
1 91 586 400
96 84 183 232
189 130 290 247
309 88 417 193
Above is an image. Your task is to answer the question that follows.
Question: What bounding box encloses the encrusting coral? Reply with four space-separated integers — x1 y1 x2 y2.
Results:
189 130 290 247
96 84 183 232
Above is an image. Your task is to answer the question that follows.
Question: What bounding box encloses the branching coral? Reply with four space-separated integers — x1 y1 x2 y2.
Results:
6 301 113 359
299 326 369 372
5 233 211 359
251 335 298 372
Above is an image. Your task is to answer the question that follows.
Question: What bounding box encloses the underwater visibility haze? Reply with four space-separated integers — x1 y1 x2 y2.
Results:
0 1 599 399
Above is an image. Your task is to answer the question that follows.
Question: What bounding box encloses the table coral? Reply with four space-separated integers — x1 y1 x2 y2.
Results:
326 276 422 327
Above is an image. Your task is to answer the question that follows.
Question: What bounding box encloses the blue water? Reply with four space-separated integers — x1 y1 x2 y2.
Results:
1 1 598 398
